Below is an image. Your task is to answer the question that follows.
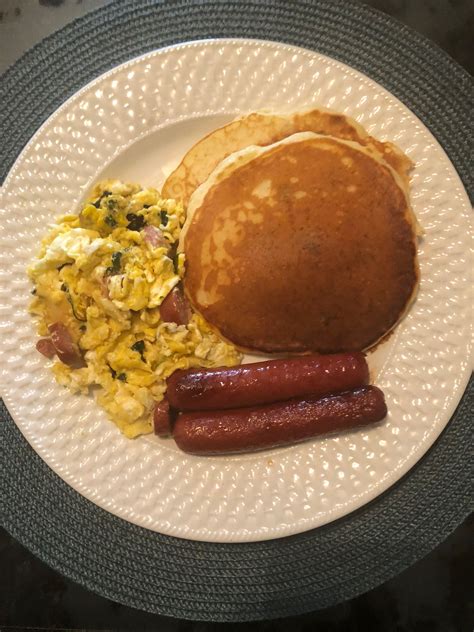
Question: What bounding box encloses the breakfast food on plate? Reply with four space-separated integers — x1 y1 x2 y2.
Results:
173 386 387 455
167 352 369 411
153 396 172 437
29 180 241 438
28 106 420 453
161 108 413 205
180 131 419 354
159 285 191 325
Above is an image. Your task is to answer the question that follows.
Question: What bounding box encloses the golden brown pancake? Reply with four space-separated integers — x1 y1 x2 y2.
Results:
162 108 413 206
180 132 419 354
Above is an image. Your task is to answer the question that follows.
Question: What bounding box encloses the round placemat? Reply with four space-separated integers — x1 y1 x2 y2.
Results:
1 0 472 622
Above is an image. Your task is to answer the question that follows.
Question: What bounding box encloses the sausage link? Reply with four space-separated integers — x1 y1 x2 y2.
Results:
167 352 369 411
173 386 387 455
153 397 173 437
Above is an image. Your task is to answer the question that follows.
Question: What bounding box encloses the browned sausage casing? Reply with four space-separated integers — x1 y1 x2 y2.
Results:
153 397 173 437
173 386 387 455
167 352 369 411
159 286 190 325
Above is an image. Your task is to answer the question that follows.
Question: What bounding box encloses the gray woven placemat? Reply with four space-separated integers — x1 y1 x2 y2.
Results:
1 0 472 622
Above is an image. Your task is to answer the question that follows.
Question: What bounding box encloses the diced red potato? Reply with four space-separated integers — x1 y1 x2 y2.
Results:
48 322 85 368
159 286 191 325
153 397 173 436
143 225 169 249
36 338 57 359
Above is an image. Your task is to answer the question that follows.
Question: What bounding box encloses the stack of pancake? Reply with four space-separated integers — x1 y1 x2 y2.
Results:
162 109 420 354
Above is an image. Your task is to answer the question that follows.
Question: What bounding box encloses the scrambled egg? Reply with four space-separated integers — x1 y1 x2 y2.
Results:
29 180 242 438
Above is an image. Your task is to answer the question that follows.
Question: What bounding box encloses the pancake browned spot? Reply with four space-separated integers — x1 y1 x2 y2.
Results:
180 132 419 354
162 108 412 206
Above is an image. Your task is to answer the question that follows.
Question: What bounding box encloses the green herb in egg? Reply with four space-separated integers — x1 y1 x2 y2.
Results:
92 190 112 208
60 282 86 321
106 251 123 276
126 213 146 231
131 339 146 361
160 210 168 226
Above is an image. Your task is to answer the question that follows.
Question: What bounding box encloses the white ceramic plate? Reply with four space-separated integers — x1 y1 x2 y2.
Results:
0 39 472 543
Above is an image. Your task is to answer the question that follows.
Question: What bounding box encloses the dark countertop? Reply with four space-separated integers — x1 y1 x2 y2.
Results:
1 1 473 630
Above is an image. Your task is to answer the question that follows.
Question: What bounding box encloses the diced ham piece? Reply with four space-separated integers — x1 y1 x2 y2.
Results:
48 322 85 368
36 338 57 359
143 225 169 249
99 276 109 298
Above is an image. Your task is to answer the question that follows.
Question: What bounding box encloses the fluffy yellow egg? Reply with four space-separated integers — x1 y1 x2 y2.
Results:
29 180 242 438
